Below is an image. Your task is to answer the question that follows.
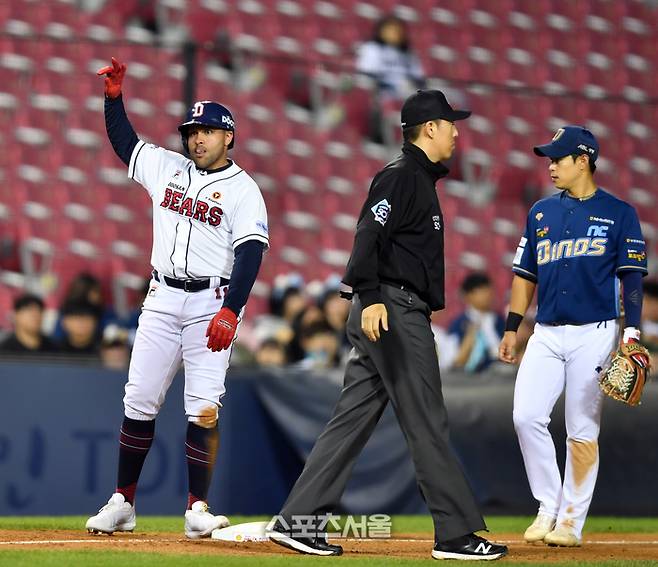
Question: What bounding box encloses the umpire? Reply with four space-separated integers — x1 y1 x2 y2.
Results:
268 90 507 561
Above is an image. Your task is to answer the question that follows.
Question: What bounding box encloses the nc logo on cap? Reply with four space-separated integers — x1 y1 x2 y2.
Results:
552 128 565 142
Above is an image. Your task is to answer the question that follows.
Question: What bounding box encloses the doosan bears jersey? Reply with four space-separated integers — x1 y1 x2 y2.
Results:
129 140 269 280
512 188 647 325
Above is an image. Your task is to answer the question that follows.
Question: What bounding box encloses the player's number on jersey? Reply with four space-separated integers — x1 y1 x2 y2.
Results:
192 102 205 117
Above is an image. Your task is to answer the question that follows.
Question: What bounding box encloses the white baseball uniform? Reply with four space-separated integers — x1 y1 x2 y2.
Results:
123 140 269 423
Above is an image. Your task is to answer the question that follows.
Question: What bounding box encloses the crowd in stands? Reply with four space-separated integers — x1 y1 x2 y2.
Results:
4 268 658 377
0 272 142 369
2 3 657 379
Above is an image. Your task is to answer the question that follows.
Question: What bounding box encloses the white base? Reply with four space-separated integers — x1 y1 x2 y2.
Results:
211 521 270 543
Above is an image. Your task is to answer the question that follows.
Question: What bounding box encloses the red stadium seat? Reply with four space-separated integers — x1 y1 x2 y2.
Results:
1 1 657 318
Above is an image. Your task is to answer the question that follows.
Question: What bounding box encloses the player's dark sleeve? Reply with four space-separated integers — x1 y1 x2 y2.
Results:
620 270 643 328
342 170 405 308
222 240 265 316
104 94 139 166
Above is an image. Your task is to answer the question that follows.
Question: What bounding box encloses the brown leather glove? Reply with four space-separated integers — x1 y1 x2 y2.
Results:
599 341 651 406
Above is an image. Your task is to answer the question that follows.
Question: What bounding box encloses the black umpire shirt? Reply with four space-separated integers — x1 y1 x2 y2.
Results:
343 141 449 311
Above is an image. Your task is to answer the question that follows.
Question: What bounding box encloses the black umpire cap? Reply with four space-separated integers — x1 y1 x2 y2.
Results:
401 89 471 128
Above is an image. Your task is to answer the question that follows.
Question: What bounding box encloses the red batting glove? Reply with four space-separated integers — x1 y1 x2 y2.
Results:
96 57 126 99
206 307 238 351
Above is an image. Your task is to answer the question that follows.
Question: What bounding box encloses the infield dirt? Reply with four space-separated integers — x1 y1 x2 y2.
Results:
1 530 658 562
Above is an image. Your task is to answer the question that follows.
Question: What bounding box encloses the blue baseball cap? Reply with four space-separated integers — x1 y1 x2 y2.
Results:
179 100 235 150
533 125 599 162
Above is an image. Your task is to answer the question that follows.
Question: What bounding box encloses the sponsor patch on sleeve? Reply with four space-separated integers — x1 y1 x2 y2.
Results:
627 249 646 261
371 199 391 227
513 236 527 265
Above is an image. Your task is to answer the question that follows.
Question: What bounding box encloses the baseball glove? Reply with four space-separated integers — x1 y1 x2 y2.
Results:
598 342 651 406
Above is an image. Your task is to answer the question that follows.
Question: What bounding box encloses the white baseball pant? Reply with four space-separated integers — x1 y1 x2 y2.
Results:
513 319 619 538
123 277 240 424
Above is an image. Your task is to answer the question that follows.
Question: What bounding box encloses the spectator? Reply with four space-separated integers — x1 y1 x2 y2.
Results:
355 14 426 143
448 272 505 373
114 277 150 346
430 311 459 371
297 320 340 371
356 15 426 100
100 324 131 370
59 300 101 357
252 275 310 360
273 285 308 325
0 294 58 355
319 287 351 356
287 305 326 364
255 338 288 368
53 272 113 341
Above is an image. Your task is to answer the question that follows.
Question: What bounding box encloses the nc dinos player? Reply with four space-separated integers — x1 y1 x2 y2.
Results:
499 126 648 547
86 58 269 538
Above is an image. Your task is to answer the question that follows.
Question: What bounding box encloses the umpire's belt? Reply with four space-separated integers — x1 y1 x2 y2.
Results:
152 270 229 292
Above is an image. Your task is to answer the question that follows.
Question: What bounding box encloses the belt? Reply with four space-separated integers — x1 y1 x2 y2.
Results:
152 270 229 292
341 281 421 301
380 279 419 296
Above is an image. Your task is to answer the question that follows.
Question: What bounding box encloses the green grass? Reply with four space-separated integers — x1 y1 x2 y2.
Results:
0 516 269 532
2 515 657 535
0 552 657 567
2 516 658 566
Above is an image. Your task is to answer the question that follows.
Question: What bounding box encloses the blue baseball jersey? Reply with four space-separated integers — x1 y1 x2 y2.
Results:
513 188 647 325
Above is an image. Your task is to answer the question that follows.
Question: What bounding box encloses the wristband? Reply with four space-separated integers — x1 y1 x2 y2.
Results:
623 326 640 343
505 312 523 332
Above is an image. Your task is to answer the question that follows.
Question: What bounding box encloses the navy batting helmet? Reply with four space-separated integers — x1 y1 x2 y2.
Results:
178 100 235 153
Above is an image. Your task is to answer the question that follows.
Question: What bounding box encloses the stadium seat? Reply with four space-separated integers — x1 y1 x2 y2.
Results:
0 0 656 318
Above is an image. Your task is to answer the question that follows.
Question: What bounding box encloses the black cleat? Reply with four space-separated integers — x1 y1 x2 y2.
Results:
267 522 343 556
432 533 508 561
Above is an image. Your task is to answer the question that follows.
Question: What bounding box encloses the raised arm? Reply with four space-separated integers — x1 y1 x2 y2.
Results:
97 57 138 166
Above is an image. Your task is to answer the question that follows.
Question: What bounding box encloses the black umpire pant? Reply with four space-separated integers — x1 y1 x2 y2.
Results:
279 284 486 542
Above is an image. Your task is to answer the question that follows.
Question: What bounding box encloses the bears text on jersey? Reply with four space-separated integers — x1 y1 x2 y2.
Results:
159 187 223 226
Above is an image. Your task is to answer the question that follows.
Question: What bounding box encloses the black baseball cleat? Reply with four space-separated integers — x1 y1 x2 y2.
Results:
432 533 508 561
267 522 343 556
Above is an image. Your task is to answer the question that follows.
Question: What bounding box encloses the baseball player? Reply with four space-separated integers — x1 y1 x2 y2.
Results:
499 126 648 546
86 58 269 538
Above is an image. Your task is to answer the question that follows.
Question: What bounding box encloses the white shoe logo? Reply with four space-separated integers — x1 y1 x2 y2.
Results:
475 542 492 554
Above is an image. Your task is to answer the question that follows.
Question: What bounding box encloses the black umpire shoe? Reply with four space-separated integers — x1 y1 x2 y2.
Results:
267 522 343 556
432 533 508 561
